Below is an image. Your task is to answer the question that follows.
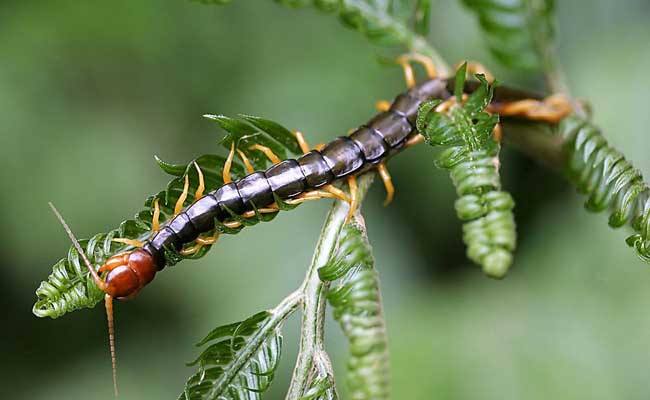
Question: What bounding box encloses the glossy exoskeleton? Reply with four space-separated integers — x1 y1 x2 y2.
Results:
106 77 543 299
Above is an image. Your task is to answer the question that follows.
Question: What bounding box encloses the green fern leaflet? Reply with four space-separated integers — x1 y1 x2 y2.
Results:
416 64 517 278
560 116 650 263
179 311 284 400
319 220 390 399
461 0 556 71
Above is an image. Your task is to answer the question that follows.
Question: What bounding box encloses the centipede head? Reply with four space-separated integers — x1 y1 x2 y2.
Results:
99 250 156 300
49 202 129 397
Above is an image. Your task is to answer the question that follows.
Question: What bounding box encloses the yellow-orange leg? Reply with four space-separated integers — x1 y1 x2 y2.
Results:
196 234 219 245
294 131 311 155
193 161 205 199
405 134 425 148
237 149 255 174
241 205 280 218
174 174 190 216
397 53 438 88
488 94 573 124
492 123 503 143
222 221 242 229
221 204 283 230
179 245 201 256
223 142 236 184
285 190 339 206
491 123 503 172
397 56 416 88
323 185 351 203
435 96 460 113
375 100 391 112
377 163 395 206
151 198 161 232
98 253 130 273
112 238 144 248
179 232 220 256
346 175 359 220
249 144 282 164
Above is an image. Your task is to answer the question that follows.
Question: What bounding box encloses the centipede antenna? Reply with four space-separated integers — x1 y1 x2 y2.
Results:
49 202 117 395
105 294 119 397
48 202 105 290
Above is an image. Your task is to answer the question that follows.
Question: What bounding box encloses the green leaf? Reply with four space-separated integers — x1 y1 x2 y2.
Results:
155 154 187 176
241 114 303 156
204 114 257 141
461 0 556 71
33 115 302 319
323 221 390 400
417 65 517 278
413 0 432 35
179 311 284 400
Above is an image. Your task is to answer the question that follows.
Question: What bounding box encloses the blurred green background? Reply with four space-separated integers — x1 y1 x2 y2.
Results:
3 1 650 399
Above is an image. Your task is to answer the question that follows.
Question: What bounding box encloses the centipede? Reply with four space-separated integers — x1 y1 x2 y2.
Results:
40 56 572 395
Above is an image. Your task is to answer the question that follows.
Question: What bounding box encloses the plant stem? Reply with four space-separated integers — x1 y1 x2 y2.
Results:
501 120 567 170
286 173 375 400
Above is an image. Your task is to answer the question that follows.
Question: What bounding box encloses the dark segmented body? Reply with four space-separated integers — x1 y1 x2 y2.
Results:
142 78 536 269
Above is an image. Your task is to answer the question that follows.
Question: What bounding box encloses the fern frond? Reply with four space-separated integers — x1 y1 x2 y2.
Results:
319 220 390 400
461 0 556 71
178 306 292 400
416 64 517 278
33 115 301 319
559 116 650 263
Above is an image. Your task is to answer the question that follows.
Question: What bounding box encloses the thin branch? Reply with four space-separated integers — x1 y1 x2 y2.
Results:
501 119 567 170
205 289 303 398
286 173 375 400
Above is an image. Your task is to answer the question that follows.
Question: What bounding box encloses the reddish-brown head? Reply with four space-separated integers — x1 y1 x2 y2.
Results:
98 249 157 299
